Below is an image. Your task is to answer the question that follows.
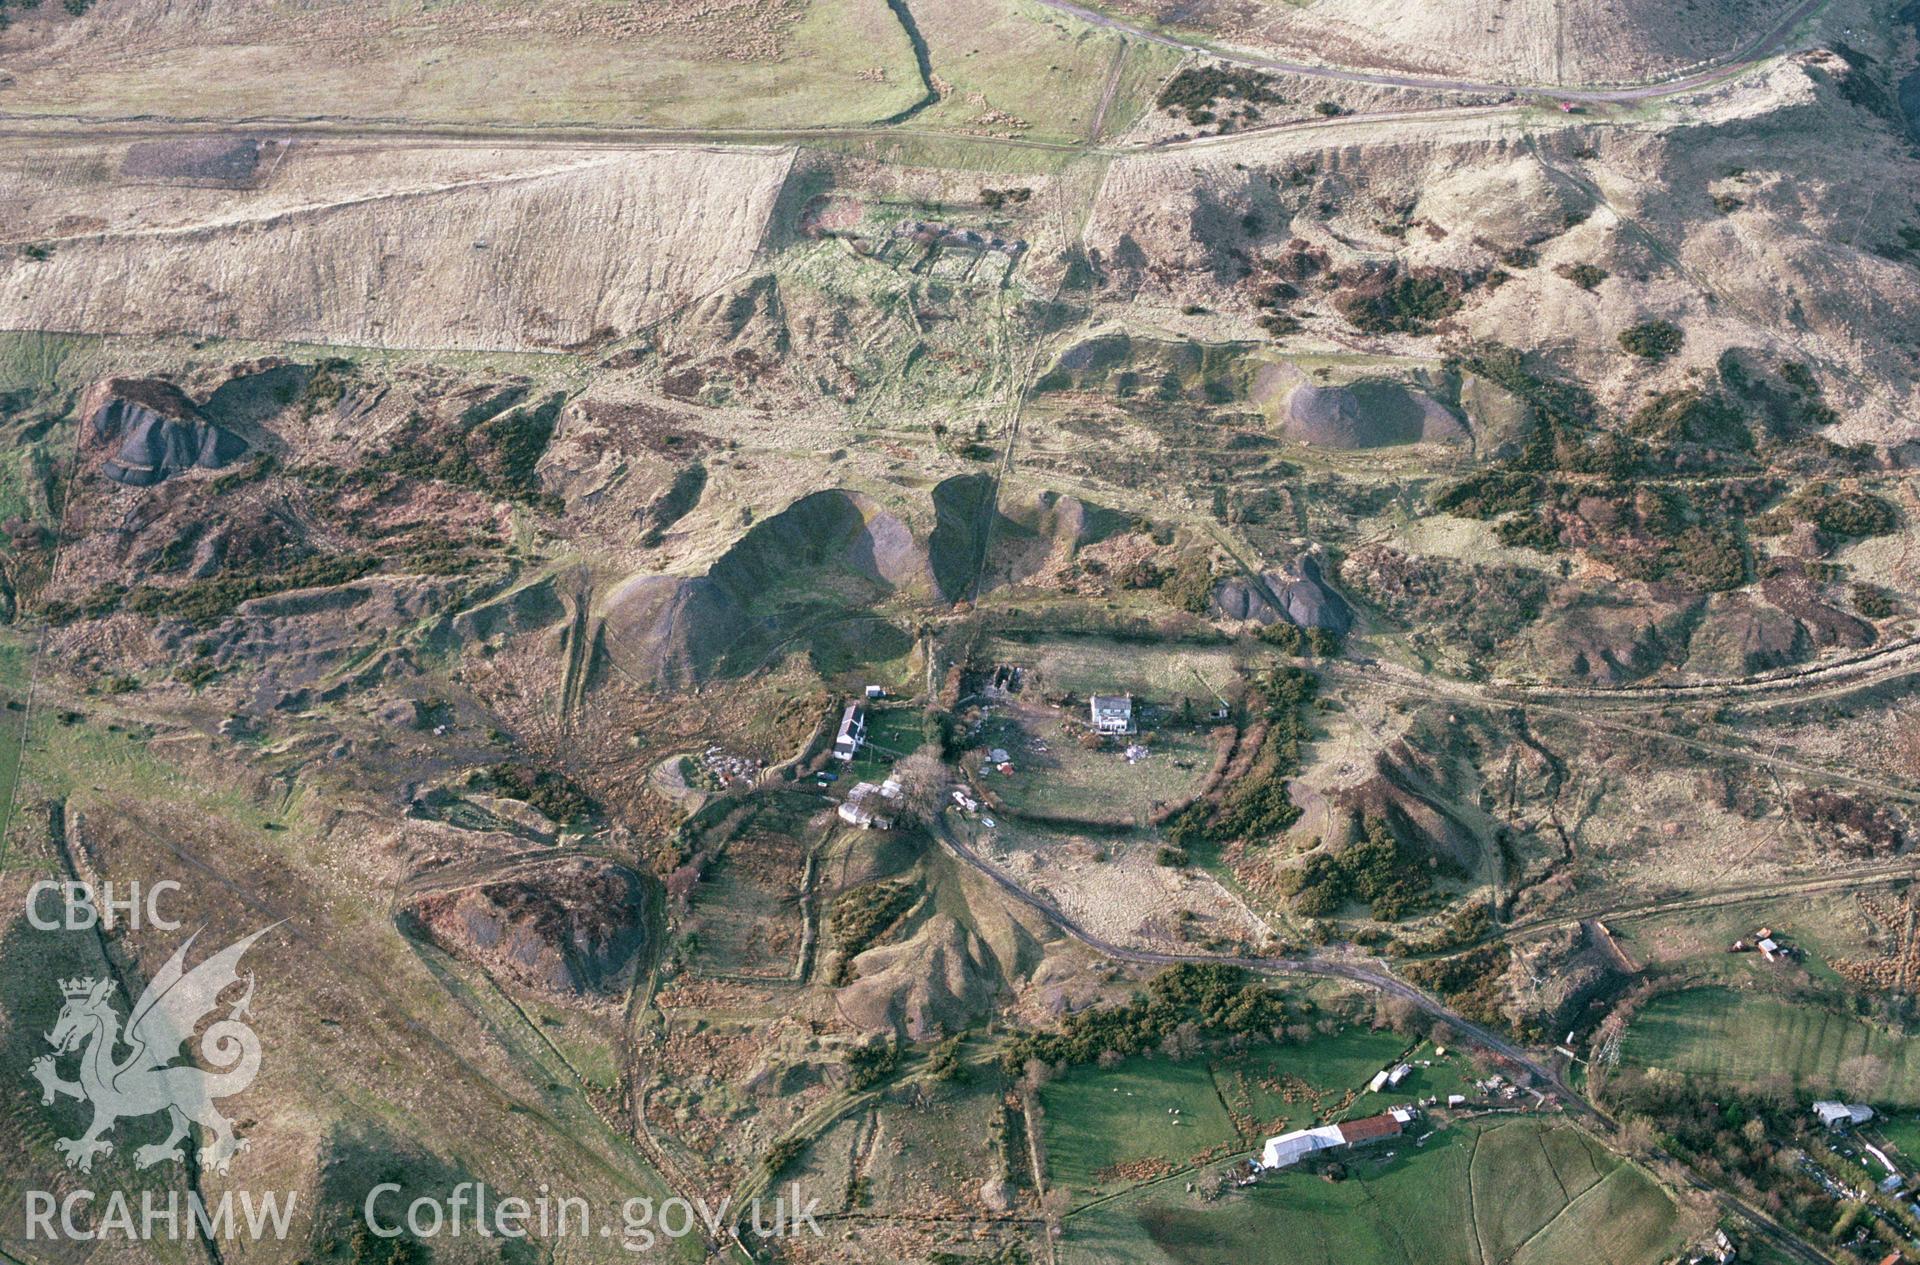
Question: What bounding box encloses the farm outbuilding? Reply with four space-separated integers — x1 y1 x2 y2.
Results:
838 777 901 829
1814 1101 1874 1129
1259 1110 1412 1170
1260 1124 1347 1169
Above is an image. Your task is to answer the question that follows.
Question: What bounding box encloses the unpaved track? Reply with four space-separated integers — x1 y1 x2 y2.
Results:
0 0 1824 167
932 819 1839 1263
931 817 1573 1096
1029 0 1829 100
1502 863 1920 941
0 115 1094 155
1490 636 1920 708
1315 659 1920 805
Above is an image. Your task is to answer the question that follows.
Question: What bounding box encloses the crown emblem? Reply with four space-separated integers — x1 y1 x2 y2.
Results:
60 977 100 1000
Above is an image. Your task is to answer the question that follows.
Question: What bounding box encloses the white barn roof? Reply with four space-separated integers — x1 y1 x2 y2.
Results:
1260 1124 1345 1169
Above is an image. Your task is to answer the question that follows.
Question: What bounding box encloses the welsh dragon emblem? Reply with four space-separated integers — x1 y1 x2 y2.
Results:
31 926 275 1175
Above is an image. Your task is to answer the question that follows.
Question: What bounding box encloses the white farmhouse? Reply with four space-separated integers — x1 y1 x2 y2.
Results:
834 703 867 761
1090 694 1135 735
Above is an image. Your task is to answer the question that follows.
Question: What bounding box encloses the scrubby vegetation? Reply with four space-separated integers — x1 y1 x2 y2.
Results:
1252 621 1343 656
370 393 567 510
1424 343 1875 592
1156 551 1219 615
642 462 707 547
1783 485 1899 539
1402 945 1513 1030
1340 547 1548 656
1720 352 1838 434
1157 66 1286 125
1493 511 1562 552
43 551 385 626
473 763 600 825
846 1037 903 1090
1279 816 1456 920
210 453 280 493
1164 665 1317 846
1336 267 1473 334
1853 582 1898 618
928 1034 967 1082
300 357 354 417
1432 469 1542 519
828 880 918 985
1602 1076 1899 1259
1002 964 1292 1071
1556 263 1608 289
1629 388 1751 450
1750 482 1900 545
131 552 383 621
763 1136 806 1177
1455 342 1598 472
348 1219 427 1265
1618 320 1684 361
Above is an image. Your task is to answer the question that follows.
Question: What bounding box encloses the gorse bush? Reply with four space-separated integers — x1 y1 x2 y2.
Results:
474 764 599 824
1003 964 1292 1070
1618 319 1684 360
1278 816 1452 920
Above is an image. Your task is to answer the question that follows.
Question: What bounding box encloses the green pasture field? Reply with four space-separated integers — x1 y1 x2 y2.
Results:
1621 985 1920 1103
1040 1026 1425 1197
1059 1118 1681 1265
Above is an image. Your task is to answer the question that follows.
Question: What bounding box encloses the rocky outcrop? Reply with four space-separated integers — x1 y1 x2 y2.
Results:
835 912 1000 1041
1282 381 1466 449
975 487 1128 593
602 488 930 687
406 858 653 998
85 378 246 486
1212 555 1353 632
